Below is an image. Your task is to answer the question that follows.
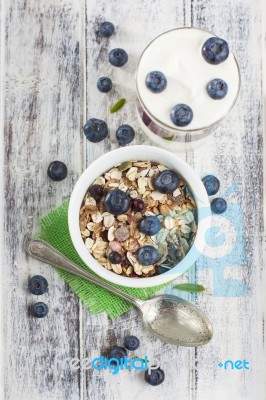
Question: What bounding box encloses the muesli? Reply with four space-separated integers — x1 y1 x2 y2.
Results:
79 161 197 278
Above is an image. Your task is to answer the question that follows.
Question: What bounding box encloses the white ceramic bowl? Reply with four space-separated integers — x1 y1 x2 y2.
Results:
68 146 211 288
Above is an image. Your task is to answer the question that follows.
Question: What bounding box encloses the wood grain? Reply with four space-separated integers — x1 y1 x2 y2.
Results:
191 0 265 398
83 1 192 400
1 0 265 399
3 1 82 399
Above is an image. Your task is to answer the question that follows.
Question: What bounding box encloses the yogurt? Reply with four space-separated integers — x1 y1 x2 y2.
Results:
136 28 240 148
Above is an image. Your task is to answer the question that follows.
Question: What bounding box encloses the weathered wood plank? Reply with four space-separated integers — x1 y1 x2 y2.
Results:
191 0 265 398
83 2 196 400
3 1 82 399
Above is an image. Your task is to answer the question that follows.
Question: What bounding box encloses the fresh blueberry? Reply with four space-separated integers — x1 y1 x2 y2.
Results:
170 104 193 127
108 251 122 264
124 335 140 351
104 189 131 215
202 37 229 65
116 124 135 146
83 118 108 143
145 71 167 93
211 197 227 214
99 21 115 38
145 368 165 386
154 170 179 194
109 48 128 67
202 175 220 195
207 79 228 99
47 161 67 181
139 216 161 236
32 302 49 318
157 266 169 275
89 184 104 201
132 198 145 212
97 77 112 93
108 346 127 365
137 246 159 266
28 275 48 295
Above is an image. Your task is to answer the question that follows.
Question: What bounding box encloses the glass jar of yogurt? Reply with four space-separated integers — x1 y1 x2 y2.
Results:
136 28 240 151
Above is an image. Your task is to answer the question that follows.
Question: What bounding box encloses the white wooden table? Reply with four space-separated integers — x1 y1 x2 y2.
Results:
1 0 265 399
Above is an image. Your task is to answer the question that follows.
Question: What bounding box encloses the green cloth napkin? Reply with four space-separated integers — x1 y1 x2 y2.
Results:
37 201 169 319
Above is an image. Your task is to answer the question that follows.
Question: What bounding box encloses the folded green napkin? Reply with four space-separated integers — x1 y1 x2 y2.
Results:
38 201 169 319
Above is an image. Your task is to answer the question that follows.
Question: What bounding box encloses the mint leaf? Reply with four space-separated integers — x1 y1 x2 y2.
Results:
174 283 206 292
110 98 126 113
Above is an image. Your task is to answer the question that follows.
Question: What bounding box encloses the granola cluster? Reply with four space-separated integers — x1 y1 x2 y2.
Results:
79 161 197 278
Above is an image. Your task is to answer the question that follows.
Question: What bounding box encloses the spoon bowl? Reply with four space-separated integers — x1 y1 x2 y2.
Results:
139 294 212 346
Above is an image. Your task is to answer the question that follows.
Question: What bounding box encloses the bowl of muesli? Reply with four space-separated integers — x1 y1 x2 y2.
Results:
68 145 211 288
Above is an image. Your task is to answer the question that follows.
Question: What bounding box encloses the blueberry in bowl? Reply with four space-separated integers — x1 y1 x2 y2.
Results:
139 216 161 236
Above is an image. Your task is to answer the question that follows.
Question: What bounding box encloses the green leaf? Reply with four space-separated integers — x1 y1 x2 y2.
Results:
174 283 206 292
110 98 126 113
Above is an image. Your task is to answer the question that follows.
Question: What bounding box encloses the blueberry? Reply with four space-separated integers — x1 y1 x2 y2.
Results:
137 246 159 266
108 251 122 264
170 104 193 127
116 124 135 146
47 161 67 181
124 335 140 351
83 118 108 143
202 175 220 195
145 368 165 386
28 275 48 295
89 184 104 201
99 21 115 38
207 79 228 100
32 302 49 318
157 265 169 275
97 77 112 93
202 37 229 65
211 197 227 214
108 346 127 365
109 48 128 67
132 198 145 212
104 189 131 215
139 216 161 236
145 71 167 93
154 170 179 194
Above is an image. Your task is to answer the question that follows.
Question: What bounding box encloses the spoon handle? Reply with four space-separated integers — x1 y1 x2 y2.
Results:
25 238 143 309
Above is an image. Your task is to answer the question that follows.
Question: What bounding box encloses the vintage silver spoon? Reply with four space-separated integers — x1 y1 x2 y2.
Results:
26 238 213 346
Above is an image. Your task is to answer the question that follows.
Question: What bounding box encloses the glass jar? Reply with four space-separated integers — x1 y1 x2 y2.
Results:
136 27 241 152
